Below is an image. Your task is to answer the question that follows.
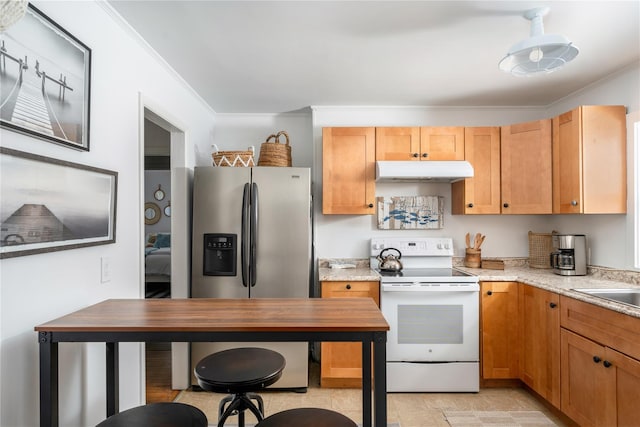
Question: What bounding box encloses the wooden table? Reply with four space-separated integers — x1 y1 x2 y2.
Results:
35 298 389 427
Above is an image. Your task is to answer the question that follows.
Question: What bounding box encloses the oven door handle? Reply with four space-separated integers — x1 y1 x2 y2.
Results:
381 283 480 292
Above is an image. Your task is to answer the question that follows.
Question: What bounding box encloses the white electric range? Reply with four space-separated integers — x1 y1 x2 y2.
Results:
371 237 480 392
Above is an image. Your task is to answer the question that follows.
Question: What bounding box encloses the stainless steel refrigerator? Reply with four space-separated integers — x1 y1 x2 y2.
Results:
190 166 312 389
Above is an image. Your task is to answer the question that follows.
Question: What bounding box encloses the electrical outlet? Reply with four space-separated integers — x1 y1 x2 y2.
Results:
101 256 111 283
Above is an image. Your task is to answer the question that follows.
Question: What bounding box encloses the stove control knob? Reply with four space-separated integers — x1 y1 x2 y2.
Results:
444 242 451 250
437 243 443 249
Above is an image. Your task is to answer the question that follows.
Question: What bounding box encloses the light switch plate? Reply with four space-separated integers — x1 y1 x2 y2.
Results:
101 256 111 283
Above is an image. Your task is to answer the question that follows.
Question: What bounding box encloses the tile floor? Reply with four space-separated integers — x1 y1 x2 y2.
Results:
175 362 568 427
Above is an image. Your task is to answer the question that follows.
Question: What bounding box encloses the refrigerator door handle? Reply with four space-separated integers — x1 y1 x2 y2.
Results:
250 182 259 287
241 183 250 287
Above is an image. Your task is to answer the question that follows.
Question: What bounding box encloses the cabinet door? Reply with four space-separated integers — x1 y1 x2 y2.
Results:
320 281 379 388
519 285 560 408
420 126 465 160
606 346 640 426
560 329 610 427
376 127 420 161
552 108 583 213
552 105 627 214
322 127 376 215
452 127 501 214
481 282 519 379
500 120 552 214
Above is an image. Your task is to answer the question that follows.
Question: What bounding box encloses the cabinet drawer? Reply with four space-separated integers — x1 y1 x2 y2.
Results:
321 281 379 306
560 295 640 360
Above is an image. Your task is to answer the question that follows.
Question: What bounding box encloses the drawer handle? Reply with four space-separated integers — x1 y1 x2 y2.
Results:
412 153 419 158
486 290 493 296
549 302 557 308
368 203 374 208
593 356 602 363
603 360 612 368
467 203 474 208
346 284 351 290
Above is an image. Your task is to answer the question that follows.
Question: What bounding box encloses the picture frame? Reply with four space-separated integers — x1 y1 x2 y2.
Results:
0 4 91 151
0 147 117 259
377 195 444 230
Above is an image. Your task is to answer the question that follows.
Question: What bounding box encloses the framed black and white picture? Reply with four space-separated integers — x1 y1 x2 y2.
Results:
0 4 91 150
0 147 117 259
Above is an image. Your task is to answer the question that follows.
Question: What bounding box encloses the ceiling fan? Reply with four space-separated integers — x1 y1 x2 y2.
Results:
499 7 579 76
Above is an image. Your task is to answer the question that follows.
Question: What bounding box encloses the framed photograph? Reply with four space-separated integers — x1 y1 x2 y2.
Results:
0 4 91 150
0 147 117 259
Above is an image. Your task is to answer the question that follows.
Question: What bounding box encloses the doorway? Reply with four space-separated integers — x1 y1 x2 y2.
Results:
140 102 190 403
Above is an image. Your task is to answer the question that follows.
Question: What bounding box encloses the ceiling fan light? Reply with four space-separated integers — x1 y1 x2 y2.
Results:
499 7 579 76
529 47 543 63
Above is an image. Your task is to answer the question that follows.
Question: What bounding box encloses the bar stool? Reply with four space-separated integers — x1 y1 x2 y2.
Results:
194 347 286 427
255 408 358 427
96 402 207 426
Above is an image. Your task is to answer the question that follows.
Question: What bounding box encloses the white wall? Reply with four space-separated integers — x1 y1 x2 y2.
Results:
203 112 314 168
0 2 215 426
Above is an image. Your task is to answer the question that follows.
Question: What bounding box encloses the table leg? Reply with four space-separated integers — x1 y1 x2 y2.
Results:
39 332 58 427
373 332 387 427
106 342 119 417
362 340 372 427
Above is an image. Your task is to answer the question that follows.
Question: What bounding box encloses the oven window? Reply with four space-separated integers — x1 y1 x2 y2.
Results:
397 304 463 344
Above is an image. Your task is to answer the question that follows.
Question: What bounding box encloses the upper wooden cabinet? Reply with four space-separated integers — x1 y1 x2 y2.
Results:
376 126 464 161
500 119 552 214
322 127 376 215
420 127 465 160
375 127 420 160
552 105 627 214
452 127 501 214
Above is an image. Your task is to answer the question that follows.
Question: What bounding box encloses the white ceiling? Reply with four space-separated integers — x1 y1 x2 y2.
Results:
108 1 640 114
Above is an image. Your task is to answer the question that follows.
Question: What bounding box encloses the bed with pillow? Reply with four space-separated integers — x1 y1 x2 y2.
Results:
145 232 171 288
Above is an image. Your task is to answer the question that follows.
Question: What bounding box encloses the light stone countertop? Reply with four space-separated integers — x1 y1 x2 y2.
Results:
318 265 640 319
318 267 381 282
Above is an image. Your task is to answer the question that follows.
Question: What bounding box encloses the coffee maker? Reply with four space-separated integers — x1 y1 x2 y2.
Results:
550 234 587 276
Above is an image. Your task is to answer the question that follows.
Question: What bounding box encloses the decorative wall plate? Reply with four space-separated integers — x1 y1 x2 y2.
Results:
144 202 161 225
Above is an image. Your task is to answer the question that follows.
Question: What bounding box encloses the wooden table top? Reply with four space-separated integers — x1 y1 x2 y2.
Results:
34 298 389 333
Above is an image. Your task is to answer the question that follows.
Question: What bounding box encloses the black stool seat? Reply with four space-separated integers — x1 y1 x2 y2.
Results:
194 347 286 393
194 347 286 427
96 402 207 427
255 408 358 427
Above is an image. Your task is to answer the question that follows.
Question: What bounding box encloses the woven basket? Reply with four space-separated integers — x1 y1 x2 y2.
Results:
257 131 292 167
528 231 556 269
212 145 255 167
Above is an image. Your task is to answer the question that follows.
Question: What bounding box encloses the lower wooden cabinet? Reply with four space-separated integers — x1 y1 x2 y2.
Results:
478 283 640 426
519 284 560 408
560 329 640 426
480 281 519 379
560 295 640 426
320 281 379 388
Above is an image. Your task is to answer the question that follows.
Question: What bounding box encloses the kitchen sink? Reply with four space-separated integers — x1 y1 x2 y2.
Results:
573 288 640 308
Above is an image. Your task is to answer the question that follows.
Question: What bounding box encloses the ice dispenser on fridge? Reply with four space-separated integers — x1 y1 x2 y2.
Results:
203 233 237 276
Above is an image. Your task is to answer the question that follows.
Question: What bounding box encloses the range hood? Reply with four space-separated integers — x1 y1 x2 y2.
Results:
376 161 474 183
